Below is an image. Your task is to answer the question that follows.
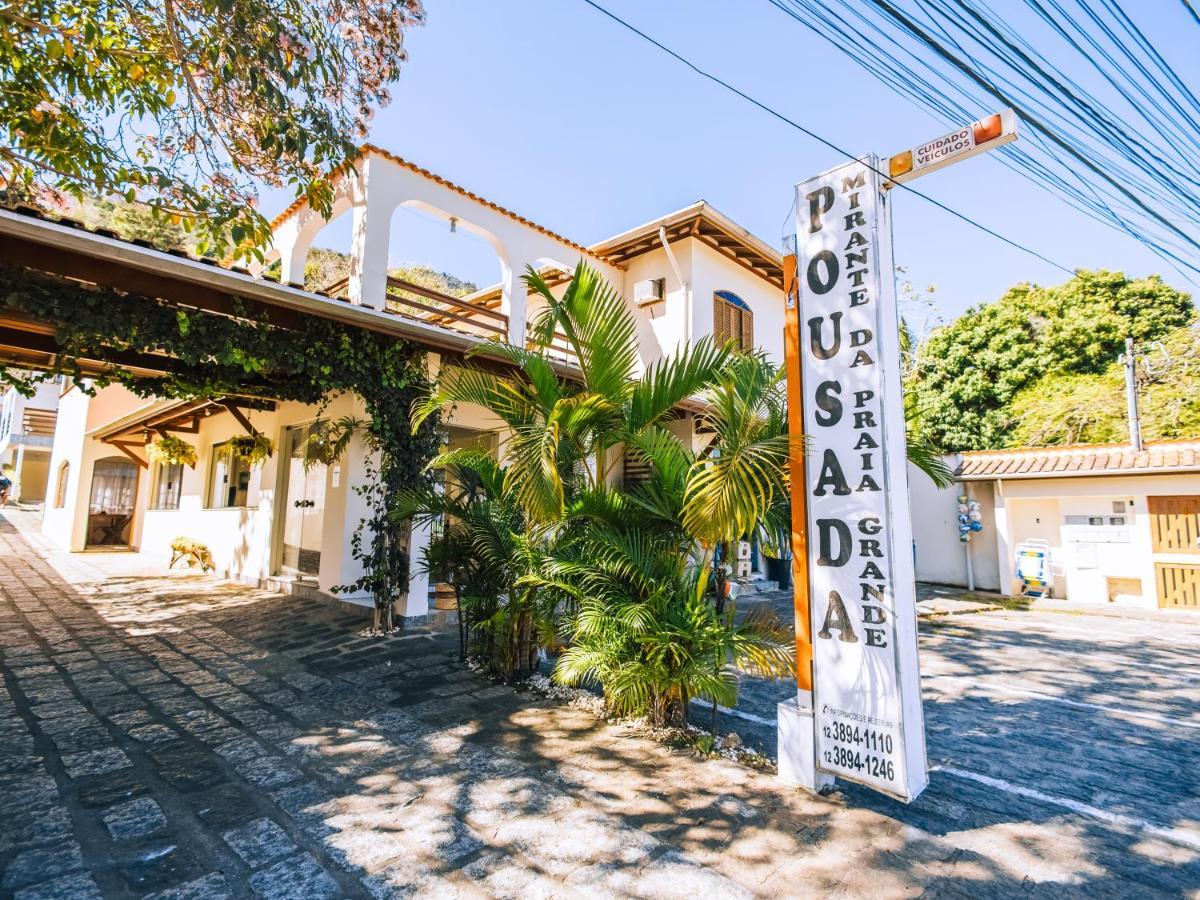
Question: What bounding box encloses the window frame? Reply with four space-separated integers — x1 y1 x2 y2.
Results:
54 461 70 508
207 442 252 509
149 460 184 511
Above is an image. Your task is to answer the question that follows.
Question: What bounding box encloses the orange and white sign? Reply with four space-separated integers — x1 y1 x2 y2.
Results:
887 109 1018 185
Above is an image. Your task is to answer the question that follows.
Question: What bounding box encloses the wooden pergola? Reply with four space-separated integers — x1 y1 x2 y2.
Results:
89 396 279 468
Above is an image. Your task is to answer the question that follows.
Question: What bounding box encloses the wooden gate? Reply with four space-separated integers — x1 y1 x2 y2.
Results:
1155 563 1200 609
1148 496 1200 554
1149 496 1200 608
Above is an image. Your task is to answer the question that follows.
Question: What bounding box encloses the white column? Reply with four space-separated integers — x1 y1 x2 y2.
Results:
12 442 25 502
348 193 392 311
280 236 311 287
269 216 313 287
501 256 532 347
398 522 431 620
323 433 374 601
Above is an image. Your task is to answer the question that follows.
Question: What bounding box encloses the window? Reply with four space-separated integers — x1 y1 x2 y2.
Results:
150 462 184 510
54 461 69 508
713 291 753 351
208 443 250 508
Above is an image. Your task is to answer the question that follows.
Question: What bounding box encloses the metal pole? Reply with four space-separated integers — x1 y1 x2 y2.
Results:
963 485 975 591
1123 337 1142 451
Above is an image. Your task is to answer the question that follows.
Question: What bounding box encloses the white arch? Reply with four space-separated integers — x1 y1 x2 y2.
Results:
267 149 621 343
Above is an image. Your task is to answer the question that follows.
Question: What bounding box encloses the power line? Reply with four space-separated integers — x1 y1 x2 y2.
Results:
765 0 1200 280
577 0 1075 276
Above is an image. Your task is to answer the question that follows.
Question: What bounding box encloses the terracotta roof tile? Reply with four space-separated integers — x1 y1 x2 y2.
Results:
270 145 603 262
959 438 1200 479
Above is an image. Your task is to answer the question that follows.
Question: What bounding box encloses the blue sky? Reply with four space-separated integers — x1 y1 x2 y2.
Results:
271 0 1198 319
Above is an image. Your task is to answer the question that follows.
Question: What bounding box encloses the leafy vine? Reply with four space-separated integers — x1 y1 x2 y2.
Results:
0 261 442 629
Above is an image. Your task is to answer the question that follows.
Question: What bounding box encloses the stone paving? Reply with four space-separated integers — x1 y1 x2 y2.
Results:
2 510 1199 898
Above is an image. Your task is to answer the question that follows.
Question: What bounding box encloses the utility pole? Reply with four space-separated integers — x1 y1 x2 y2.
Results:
1122 337 1142 451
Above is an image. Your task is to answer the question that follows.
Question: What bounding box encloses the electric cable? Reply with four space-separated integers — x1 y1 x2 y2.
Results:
577 0 1075 276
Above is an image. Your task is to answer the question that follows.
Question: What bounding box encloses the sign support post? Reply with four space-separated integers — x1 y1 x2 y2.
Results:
778 110 1017 803
777 247 835 793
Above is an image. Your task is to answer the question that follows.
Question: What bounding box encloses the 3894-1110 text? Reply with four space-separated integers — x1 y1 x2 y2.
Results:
824 722 894 754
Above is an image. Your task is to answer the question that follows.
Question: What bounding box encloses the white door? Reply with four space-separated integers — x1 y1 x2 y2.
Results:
280 424 326 577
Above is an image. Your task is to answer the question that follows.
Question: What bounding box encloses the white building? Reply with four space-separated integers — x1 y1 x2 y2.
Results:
0 374 61 503
910 440 1200 610
35 146 786 621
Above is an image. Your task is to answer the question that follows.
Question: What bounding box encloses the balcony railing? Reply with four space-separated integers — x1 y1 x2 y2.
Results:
529 330 578 367
324 276 508 341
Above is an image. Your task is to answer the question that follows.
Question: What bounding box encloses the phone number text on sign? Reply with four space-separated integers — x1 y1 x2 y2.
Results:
821 705 897 782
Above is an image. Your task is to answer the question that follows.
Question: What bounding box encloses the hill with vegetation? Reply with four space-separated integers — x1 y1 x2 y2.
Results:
906 269 1196 450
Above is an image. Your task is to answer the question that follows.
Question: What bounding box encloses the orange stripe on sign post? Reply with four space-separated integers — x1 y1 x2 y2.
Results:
782 251 813 695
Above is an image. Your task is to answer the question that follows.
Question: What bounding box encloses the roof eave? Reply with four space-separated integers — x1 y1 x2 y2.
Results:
960 466 1200 481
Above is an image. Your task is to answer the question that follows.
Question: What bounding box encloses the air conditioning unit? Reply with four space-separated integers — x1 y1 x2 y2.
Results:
634 277 666 306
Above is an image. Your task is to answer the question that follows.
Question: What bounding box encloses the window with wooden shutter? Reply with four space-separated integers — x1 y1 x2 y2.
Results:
713 291 753 351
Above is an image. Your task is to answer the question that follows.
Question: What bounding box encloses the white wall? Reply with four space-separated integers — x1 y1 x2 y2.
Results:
689 240 785 365
133 393 370 595
41 384 90 547
991 473 1200 607
908 459 1001 591
620 242 692 371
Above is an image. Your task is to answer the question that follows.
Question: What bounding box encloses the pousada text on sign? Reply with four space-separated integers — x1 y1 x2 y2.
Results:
790 156 928 803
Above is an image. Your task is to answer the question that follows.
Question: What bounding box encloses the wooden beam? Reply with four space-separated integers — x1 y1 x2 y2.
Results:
0 321 178 376
104 439 149 468
221 401 257 436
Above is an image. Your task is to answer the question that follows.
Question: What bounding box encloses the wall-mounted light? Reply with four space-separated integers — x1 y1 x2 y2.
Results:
449 217 457 234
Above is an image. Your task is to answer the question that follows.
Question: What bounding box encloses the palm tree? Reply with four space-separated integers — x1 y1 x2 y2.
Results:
526 427 794 727
409 260 952 707
396 448 551 678
412 261 729 526
682 352 793 610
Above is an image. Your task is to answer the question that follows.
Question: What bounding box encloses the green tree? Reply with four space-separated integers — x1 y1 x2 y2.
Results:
78 196 191 251
1009 324 1200 446
907 270 1194 450
1 0 423 255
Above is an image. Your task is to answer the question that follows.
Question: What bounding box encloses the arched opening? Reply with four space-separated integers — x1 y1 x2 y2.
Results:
86 456 139 547
714 290 753 352
385 201 507 340
54 460 69 508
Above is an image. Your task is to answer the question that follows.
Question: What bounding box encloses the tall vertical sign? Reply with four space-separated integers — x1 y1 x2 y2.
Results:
790 156 927 802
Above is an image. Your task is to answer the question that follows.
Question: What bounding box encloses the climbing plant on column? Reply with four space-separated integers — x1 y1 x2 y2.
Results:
0 262 442 631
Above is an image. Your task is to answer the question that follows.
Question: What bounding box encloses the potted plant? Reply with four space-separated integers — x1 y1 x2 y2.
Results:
228 433 274 466
147 435 198 468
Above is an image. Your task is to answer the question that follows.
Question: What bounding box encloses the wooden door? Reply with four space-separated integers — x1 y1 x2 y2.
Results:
1156 563 1200 609
1148 496 1200 554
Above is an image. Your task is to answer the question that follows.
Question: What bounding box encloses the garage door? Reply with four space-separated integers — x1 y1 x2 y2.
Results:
1156 563 1200 609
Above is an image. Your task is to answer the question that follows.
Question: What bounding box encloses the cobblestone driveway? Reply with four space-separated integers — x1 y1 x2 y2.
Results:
2 511 1198 898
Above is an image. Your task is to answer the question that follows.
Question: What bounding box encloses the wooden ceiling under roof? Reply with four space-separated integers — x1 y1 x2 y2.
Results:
20 406 57 437
0 206 546 384
592 208 785 290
